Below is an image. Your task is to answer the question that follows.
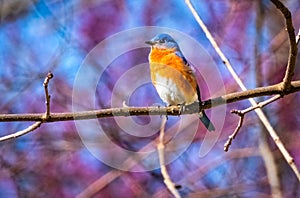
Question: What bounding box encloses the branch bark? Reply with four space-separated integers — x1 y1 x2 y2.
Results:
224 95 282 152
43 72 53 119
0 72 54 141
0 81 300 123
270 0 298 91
0 121 42 142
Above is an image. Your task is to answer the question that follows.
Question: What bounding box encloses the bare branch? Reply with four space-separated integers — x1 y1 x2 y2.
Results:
43 72 53 120
157 116 181 198
224 95 282 152
270 0 298 91
0 81 300 123
0 73 55 142
0 121 42 142
224 111 244 152
238 94 282 115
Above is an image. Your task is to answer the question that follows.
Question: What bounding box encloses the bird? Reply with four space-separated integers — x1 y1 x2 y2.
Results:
145 33 215 131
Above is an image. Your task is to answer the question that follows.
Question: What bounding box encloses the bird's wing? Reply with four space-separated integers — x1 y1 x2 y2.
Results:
175 50 201 101
175 50 188 65
175 50 197 71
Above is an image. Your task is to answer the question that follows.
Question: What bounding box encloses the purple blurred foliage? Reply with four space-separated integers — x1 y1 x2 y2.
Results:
0 0 300 197
77 0 126 51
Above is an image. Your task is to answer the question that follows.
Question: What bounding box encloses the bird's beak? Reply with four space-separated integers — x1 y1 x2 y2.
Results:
145 40 155 45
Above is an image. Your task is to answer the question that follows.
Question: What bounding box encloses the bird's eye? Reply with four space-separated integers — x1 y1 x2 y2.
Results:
159 39 165 43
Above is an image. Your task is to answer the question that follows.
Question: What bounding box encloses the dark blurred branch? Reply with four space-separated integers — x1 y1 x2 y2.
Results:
270 0 298 91
0 0 37 22
255 4 282 195
0 81 300 123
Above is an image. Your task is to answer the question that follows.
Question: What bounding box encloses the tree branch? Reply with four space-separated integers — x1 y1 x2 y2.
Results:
43 72 53 120
0 81 300 123
0 72 54 142
224 95 282 152
270 0 298 91
0 121 42 142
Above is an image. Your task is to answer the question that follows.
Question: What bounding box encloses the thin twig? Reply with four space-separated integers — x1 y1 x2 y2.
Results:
157 116 181 198
185 0 300 182
0 121 42 141
240 94 282 115
224 111 244 152
43 72 53 119
224 94 281 151
270 0 298 91
0 73 54 142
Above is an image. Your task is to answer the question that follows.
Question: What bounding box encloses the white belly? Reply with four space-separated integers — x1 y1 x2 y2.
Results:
154 74 196 105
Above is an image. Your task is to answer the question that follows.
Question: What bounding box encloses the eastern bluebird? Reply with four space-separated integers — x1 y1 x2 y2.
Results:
145 33 215 131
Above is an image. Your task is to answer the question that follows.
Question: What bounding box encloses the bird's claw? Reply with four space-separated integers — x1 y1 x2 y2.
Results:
177 104 186 115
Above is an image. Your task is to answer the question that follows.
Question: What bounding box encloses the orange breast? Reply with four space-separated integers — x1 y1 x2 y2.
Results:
148 47 198 105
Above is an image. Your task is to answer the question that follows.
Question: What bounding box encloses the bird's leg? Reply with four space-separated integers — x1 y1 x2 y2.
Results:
158 105 162 118
158 105 168 120
163 104 168 120
177 103 186 116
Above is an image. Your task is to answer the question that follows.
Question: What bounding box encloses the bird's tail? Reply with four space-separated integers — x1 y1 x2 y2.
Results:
198 111 215 132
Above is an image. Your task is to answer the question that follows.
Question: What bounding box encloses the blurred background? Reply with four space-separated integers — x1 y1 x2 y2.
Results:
0 0 300 197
